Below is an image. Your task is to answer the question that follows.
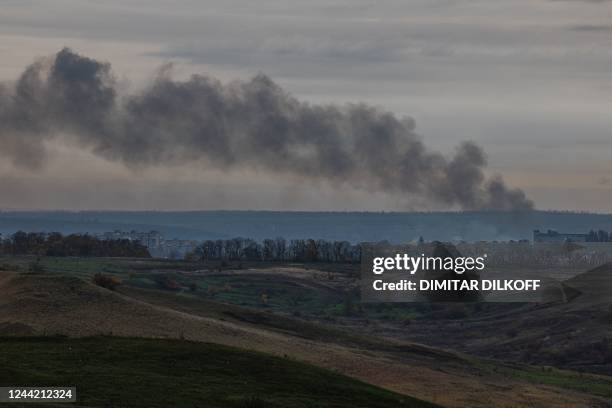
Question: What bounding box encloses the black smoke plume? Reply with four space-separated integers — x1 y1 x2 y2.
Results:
0 48 533 210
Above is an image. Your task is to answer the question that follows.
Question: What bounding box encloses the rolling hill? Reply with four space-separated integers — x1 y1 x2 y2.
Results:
1 270 611 407
0 336 437 408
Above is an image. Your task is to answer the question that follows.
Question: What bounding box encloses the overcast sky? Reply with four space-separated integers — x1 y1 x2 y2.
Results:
0 0 611 211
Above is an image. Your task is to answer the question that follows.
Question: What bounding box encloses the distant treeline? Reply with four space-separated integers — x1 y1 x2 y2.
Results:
189 238 361 263
586 230 612 242
0 231 151 258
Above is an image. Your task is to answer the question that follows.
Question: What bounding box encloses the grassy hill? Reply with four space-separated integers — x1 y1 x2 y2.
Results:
0 336 438 408
1 259 612 407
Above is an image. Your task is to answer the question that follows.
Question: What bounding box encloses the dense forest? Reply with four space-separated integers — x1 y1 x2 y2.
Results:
0 231 150 258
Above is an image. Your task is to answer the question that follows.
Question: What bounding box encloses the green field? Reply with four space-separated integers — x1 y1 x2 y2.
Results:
0 256 352 316
0 256 457 321
0 337 439 408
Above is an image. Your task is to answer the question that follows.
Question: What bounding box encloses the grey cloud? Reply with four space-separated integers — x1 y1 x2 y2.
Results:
569 24 612 31
0 49 533 210
550 0 611 3
3 0 612 87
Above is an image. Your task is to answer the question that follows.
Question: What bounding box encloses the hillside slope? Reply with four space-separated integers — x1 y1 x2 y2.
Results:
383 263 612 375
0 337 439 408
565 262 612 310
0 271 610 407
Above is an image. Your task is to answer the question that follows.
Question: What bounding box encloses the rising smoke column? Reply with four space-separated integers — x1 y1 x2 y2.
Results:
0 48 533 210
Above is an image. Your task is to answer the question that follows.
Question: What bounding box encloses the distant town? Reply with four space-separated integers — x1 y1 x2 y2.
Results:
93 230 198 259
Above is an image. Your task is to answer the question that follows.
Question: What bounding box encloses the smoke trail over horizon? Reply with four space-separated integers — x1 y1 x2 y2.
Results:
0 48 533 210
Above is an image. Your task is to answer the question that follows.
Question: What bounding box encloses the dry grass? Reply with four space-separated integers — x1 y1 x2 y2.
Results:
0 271 609 408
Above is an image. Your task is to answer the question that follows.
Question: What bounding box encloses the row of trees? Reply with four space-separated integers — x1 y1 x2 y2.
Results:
586 230 612 242
189 237 361 263
0 231 151 258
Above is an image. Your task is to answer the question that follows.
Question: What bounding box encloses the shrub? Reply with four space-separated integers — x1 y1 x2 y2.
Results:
93 273 122 290
241 396 265 408
342 295 355 316
429 304 469 320
445 304 469 319
27 261 45 274
506 328 519 338
154 275 181 291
